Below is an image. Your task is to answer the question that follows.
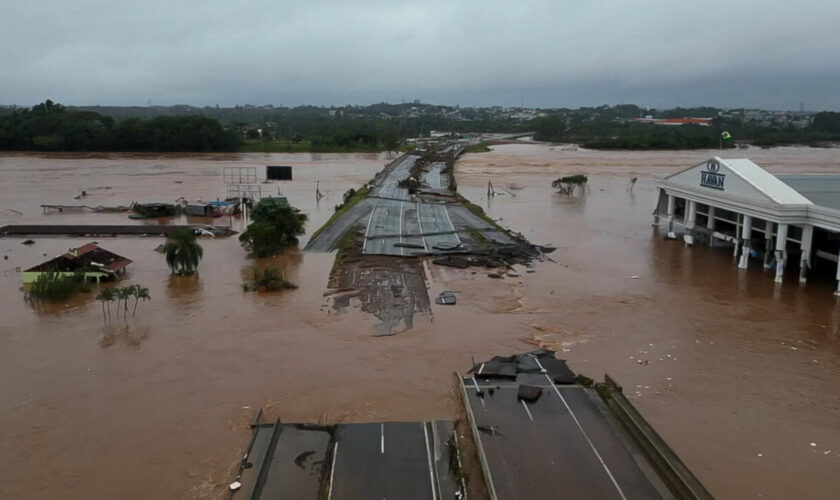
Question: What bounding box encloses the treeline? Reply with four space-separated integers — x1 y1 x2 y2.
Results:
74 102 523 152
0 100 238 152
533 111 840 149
5 100 839 152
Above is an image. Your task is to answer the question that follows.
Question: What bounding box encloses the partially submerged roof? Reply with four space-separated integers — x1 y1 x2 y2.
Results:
661 157 813 206
26 243 132 273
776 174 840 211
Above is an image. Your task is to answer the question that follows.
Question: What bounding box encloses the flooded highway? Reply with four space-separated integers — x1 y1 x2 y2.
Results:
2 145 840 499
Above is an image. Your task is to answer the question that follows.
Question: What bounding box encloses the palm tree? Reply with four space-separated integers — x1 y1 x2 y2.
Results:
133 287 150 316
162 229 204 275
98 287 116 321
115 287 130 320
123 286 133 319
95 290 107 320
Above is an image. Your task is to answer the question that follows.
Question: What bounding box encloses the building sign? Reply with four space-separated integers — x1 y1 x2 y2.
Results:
700 160 725 190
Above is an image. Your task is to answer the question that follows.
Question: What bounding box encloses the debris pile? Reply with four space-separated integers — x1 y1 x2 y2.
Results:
432 243 550 269
469 348 577 385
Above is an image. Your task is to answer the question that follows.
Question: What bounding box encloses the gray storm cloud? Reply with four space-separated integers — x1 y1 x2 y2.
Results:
2 0 839 109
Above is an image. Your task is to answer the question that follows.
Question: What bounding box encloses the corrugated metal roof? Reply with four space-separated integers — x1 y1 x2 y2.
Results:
776 174 840 210
717 157 813 206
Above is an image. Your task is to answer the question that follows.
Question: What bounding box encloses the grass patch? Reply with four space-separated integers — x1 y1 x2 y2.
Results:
308 185 371 243
331 227 361 275
469 228 491 248
464 141 492 153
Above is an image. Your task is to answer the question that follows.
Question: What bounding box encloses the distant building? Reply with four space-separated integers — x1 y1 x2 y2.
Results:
633 117 712 126
21 243 132 284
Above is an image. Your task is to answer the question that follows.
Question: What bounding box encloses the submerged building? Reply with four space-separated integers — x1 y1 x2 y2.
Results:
653 157 840 294
21 243 132 284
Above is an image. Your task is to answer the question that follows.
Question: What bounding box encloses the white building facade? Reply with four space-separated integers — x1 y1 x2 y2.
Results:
653 157 840 294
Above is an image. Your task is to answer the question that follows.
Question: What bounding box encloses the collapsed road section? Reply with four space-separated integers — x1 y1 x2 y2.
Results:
229 415 465 500
307 142 548 333
460 350 713 500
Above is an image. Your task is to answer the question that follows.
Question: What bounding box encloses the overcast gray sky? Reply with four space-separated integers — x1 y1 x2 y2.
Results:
2 0 839 110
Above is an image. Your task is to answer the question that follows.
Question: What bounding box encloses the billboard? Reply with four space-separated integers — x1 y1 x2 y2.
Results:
266 166 293 181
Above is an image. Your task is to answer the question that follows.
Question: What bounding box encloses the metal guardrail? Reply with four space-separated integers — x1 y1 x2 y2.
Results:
456 374 499 500
599 375 714 500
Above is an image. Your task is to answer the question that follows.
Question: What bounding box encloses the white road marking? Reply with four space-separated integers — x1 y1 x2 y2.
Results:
442 205 461 245
520 400 534 421
398 201 405 256
362 200 379 253
416 202 429 252
327 442 339 500
423 423 439 500
380 423 385 454
534 358 628 500
471 377 486 410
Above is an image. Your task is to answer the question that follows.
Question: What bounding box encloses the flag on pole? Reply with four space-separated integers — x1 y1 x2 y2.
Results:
721 131 732 140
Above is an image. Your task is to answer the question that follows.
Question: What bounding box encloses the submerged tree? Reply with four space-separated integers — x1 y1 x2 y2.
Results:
239 198 308 257
115 287 130 320
95 286 149 322
95 287 116 321
133 286 151 316
163 229 204 275
242 267 297 292
552 174 589 196
29 270 85 301
95 289 108 320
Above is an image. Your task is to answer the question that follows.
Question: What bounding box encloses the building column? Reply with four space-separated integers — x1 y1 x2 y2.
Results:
652 187 662 225
738 215 753 269
706 206 716 230
775 223 788 283
835 248 840 296
666 194 677 239
763 221 775 269
799 225 813 284
705 206 716 247
733 214 741 259
683 200 697 245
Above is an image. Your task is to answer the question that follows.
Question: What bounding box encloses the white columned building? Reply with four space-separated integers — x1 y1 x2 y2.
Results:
653 157 840 295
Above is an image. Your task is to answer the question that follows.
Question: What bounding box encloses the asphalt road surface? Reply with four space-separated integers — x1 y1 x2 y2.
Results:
465 380 665 500
306 144 517 256
330 422 438 500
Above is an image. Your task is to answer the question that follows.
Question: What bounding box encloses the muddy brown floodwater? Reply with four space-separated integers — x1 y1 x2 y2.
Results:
1 146 840 499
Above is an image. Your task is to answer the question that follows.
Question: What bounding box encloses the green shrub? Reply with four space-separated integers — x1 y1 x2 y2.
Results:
29 271 79 301
243 267 297 292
